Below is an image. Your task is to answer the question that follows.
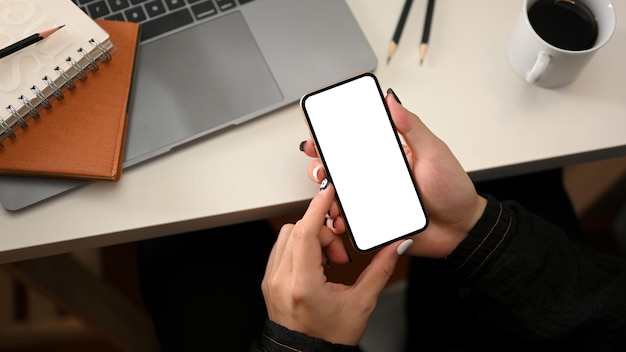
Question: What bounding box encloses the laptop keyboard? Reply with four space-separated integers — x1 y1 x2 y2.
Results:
72 0 255 42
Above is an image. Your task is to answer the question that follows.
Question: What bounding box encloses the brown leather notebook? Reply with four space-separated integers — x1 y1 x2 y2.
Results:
0 20 139 182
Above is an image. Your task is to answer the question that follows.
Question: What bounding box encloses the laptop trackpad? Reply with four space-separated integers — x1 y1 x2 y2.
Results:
126 11 283 163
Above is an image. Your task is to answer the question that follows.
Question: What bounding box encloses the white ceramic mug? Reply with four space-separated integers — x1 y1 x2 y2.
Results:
507 0 616 88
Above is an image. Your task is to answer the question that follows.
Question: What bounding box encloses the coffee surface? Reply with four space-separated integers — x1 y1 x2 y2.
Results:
528 0 598 51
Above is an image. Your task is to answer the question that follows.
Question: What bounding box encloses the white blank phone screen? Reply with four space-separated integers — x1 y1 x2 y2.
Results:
302 74 427 251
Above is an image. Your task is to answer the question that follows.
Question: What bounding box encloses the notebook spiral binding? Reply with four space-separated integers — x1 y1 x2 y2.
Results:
0 38 114 146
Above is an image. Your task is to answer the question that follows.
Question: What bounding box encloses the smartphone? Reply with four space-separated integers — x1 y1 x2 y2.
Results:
300 73 428 252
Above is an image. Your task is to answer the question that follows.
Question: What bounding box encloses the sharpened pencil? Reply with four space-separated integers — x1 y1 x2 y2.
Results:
387 0 414 64
419 0 435 65
0 25 65 59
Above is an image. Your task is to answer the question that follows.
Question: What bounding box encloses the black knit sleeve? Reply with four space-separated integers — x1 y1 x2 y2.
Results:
444 194 626 351
249 320 362 352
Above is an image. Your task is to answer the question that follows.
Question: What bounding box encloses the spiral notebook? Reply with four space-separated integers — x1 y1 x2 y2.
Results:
0 0 127 181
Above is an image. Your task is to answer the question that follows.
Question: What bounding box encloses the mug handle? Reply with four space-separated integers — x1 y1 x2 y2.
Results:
526 52 551 83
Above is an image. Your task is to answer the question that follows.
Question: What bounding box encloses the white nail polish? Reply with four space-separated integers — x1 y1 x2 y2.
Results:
312 166 320 182
396 239 413 256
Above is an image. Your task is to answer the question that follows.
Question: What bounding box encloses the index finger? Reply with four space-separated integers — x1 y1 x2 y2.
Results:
292 180 335 242
290 181 336 275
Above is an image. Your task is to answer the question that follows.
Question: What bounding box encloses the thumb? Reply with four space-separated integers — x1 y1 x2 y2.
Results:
385 93 441 154
353 239 413 300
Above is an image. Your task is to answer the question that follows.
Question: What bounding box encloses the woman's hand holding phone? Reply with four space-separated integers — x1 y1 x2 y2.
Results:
260 78 488 347
301 73 428 252
301 91 487 259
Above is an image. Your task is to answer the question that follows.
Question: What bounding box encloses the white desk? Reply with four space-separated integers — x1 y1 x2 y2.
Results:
2 0 625 263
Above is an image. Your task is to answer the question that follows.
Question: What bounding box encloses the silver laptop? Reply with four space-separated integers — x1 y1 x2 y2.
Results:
0 0 377 211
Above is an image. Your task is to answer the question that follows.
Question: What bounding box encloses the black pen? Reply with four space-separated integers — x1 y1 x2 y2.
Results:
0 25 65 59
419 0 435 65
387 0 413 64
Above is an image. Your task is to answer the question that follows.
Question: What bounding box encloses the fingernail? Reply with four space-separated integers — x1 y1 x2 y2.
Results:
396 239 413 256
299 140 306 151
387 88 402 105
319 178 329 191
313 166 321 182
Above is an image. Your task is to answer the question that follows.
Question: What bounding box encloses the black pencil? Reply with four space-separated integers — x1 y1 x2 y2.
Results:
419 0 435 65
387 0 414 64
0 25 65 59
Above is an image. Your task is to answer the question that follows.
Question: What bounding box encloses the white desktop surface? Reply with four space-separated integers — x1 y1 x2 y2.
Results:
1 0 625 263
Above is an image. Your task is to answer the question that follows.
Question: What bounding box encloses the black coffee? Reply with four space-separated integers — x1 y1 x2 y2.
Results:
528 0 598 51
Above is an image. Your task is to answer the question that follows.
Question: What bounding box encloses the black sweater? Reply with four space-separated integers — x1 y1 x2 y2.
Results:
249 195 626 351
